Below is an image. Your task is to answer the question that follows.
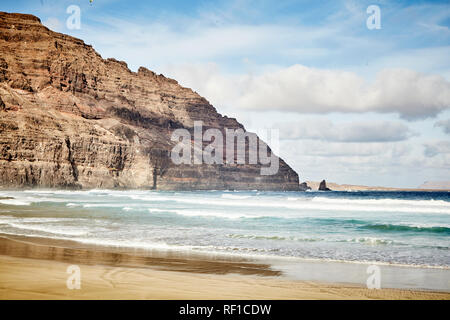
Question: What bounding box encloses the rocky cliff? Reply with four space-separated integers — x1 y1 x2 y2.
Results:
0 12 299 190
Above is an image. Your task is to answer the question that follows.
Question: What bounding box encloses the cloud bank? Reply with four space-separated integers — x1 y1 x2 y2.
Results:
434 119 450 134
275 120 416 142
239 66 450 119
165 64 450 120
424 141 450 157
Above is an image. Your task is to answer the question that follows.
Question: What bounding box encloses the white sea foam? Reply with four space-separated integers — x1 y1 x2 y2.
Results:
1 190 449 270
394 222 450 229
82 203 128 208
68 237 192 251
227 233 322 242
151 196 450 215
5 222 89 236
221 194 251 200
147 208 178 214
345 237 395 245
0 194 70 206
147 208 258 219
13 189 450 213
310 197 450 207
129 194 178 202
174 210 258 219
0 199 31 206
66 203 81 207
58 195 450 217
20 217 82 223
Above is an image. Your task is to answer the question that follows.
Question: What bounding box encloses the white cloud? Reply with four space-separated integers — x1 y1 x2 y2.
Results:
434 118 450 134
163 63 450 120
282 140 411 158
43 17 62 32
423 140 450 157
236 66 450 119
275 119 416 142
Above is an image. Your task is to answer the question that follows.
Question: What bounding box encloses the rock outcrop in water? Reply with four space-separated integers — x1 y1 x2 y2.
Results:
318 180 331 191
0 12 299 190
299 182 311 191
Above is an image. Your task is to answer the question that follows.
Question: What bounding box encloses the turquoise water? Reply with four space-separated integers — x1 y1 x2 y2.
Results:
0 189 449 268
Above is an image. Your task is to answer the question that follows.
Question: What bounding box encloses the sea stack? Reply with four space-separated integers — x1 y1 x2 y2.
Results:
299 182 311 191
0 12 299 190
318 180 331 191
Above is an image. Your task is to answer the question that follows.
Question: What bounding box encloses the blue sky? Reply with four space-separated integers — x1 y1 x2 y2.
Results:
3 0 450 187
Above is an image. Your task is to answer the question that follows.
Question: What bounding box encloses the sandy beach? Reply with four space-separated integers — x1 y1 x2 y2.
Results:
0 236 448 300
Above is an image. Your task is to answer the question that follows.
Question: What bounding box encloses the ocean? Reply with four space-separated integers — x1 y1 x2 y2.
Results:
0 189 449 269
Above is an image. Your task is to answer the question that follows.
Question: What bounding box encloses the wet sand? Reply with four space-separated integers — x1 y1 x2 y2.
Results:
0 236 448 300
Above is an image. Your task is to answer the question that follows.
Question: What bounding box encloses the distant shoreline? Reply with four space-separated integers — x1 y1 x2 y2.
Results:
305 181 450 192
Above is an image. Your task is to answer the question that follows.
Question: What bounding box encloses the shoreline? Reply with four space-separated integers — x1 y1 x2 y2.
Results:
0 235 449 299
305 181 450 192
1 232 448 271
0 235 280 277
2 187 450 192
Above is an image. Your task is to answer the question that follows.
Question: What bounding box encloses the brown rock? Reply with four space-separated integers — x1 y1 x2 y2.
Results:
318 180 331 191
299 182 311 191
0 96 5 111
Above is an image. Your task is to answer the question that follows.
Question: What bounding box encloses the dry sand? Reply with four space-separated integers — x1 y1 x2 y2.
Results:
0 236 448 300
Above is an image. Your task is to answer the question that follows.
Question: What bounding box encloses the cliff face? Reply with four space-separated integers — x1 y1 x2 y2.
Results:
0 12 299 190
